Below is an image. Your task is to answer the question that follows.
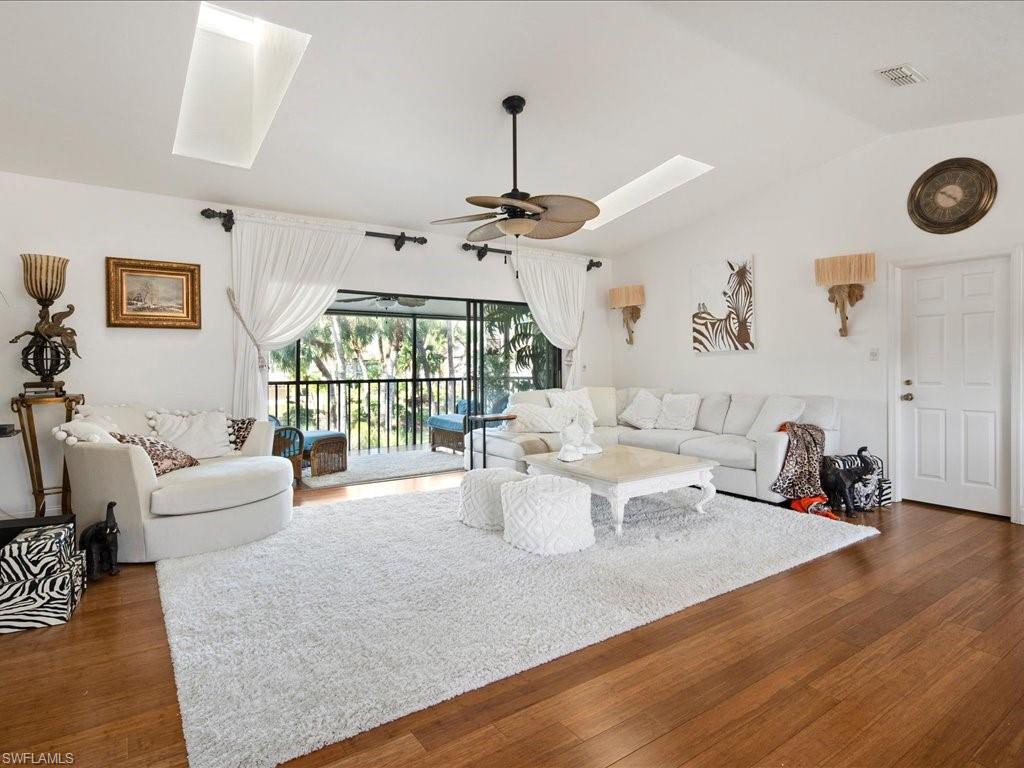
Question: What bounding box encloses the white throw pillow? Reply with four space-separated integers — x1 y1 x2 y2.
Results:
746 395 807 441
548 388 597 423
619 389 662 430
52 419 119 446
154 410 232 459
508 389 551 407
503 403 575 433
586 386 617 427
655 393 701 430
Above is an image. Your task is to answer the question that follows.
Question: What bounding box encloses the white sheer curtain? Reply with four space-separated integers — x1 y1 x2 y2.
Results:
229 211 365 418
511 248 588 389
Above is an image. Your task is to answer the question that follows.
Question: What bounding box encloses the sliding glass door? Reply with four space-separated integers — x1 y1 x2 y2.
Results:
269 292 559 449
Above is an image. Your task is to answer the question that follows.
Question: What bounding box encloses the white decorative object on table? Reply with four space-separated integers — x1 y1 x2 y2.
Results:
577 410 603 455
458 468 527 530
501 475 594 555
557 418 585 462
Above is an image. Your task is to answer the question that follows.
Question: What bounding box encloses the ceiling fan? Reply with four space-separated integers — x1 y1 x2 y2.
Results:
431 95 599 242
336 294 428 309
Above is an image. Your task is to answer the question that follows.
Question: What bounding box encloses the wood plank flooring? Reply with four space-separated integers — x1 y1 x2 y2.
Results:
2 474 1022 768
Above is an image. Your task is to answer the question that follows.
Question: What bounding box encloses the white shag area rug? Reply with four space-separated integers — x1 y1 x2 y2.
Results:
156 487 878 768
300 448 462 488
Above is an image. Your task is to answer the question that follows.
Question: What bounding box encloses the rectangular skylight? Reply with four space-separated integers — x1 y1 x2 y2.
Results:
197 3 256 44
584 155 714 230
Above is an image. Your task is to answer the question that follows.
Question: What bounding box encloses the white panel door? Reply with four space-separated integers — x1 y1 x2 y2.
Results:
900 257 1010 515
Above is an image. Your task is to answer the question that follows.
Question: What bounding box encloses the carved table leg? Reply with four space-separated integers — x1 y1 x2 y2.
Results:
695 476 716 514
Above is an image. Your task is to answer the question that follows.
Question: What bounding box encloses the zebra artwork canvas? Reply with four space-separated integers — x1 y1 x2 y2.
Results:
691 257 755 353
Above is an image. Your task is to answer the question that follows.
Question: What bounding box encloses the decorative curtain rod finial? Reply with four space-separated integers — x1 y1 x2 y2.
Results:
201 208 234 232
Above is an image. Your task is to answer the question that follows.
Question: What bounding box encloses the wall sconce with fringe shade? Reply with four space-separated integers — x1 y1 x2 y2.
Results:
609 285 645 345
814 252 875 337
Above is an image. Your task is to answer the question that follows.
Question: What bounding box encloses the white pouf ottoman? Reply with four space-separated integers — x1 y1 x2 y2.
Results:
459 468 528 530
501 475 595 555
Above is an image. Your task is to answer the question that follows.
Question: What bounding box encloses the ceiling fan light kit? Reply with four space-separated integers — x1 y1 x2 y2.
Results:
431 95 599 243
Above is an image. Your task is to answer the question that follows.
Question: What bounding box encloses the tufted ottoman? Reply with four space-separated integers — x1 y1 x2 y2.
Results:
459 468 528 530
501 475 595 555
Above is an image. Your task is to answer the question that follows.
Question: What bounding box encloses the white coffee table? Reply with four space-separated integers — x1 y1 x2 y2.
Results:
525 445 718 535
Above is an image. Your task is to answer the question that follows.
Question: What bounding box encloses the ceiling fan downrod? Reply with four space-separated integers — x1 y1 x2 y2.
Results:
502 95 528 202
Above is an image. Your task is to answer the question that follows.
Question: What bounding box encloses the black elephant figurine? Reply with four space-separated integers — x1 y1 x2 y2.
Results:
79 502 120 581
820 447 874 518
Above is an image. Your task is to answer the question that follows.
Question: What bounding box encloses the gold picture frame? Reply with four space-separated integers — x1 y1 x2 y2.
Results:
106 257 201 329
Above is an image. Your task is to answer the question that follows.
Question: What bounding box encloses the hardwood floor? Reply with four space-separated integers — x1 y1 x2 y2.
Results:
2 477 1022 768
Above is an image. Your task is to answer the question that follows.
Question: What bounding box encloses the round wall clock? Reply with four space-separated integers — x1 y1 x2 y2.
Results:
908 157 997 234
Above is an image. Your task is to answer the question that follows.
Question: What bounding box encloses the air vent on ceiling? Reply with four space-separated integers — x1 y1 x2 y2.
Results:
876 64 927 87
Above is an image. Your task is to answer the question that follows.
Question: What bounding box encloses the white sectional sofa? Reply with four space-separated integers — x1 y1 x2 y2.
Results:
464 388 840 503
63 404 294 562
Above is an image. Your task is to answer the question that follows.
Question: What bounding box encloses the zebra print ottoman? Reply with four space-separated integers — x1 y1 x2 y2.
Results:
0 522 87 634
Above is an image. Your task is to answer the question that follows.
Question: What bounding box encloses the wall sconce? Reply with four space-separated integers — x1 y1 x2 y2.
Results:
814 252 875 337
608 285 646 345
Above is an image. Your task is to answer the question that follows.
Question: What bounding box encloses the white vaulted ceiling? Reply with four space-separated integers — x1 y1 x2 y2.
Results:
0 1 1021 258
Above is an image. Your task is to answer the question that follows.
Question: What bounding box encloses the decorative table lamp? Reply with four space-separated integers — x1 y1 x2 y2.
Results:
814 253 875 337
9 254 79 394
609 285 646 345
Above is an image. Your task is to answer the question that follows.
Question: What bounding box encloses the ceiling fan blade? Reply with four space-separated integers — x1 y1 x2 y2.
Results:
397 297 428 308
430 212 498 225
523 219 585 240
336 296 375 303
466 195 545 214
466 220 506 242
528 195 600 223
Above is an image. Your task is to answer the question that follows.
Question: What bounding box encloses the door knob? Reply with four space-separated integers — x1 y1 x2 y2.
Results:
904 379 913 385
901 393 914 401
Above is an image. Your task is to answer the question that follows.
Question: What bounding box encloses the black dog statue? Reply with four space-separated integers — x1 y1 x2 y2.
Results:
80 502 120 581
821 447 874 517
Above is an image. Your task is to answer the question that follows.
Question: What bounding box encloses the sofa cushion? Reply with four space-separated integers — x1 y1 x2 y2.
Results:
509 389 554 407
616 388 670 418
655 393 701 430
150 456 294 516
799 395 839 430
75 403 152 436
111 433 199 476
427 414 465 432
619 428 714 453
619 389 663 429
504 403 575 433
548 388 597 423
723 394 768 436
466 426 622 460
586 386 618 427
154 410 232 459
682 435 756 470
746 395 806 441
695 392 731 434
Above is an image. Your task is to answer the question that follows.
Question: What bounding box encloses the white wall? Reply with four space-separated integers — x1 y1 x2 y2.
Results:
611 113 1024 458
0 171 614 516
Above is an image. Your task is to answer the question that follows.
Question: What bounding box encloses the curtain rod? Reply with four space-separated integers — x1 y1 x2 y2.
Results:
461 242 602 271
200 209 428 251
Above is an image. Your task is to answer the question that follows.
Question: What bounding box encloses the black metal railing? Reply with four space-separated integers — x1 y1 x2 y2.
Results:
268 376 534 452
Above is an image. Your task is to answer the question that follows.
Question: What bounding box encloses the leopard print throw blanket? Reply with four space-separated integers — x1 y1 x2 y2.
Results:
769 422 825 499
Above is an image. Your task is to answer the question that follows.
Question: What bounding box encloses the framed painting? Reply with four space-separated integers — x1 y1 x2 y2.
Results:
106 257 201 329
691 256 755 352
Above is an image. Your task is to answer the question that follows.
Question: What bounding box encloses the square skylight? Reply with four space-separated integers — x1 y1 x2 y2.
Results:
584 155 714 230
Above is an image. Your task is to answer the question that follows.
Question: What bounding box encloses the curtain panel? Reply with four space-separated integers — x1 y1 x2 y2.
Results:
511 248 588 389
229 211 365 419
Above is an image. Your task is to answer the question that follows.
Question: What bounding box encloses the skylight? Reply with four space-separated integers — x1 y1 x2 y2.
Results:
172 3 310 169
197 3 256 44
584 155 714 230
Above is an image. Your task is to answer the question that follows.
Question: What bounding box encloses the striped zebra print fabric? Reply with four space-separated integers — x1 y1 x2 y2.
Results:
822 453 892 510
0 523 87 634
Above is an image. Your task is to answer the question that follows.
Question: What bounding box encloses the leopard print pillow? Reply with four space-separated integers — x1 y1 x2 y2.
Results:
228 417 256 450
111 433 199 476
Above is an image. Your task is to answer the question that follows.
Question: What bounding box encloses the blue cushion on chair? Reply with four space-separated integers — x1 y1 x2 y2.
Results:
303 430 345 452
427 414 465 432
456 399 469 415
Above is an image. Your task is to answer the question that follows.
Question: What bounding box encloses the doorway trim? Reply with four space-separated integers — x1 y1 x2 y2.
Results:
886 244 1024 524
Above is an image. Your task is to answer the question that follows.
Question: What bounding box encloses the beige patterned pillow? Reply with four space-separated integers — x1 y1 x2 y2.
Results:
111 433 199 476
